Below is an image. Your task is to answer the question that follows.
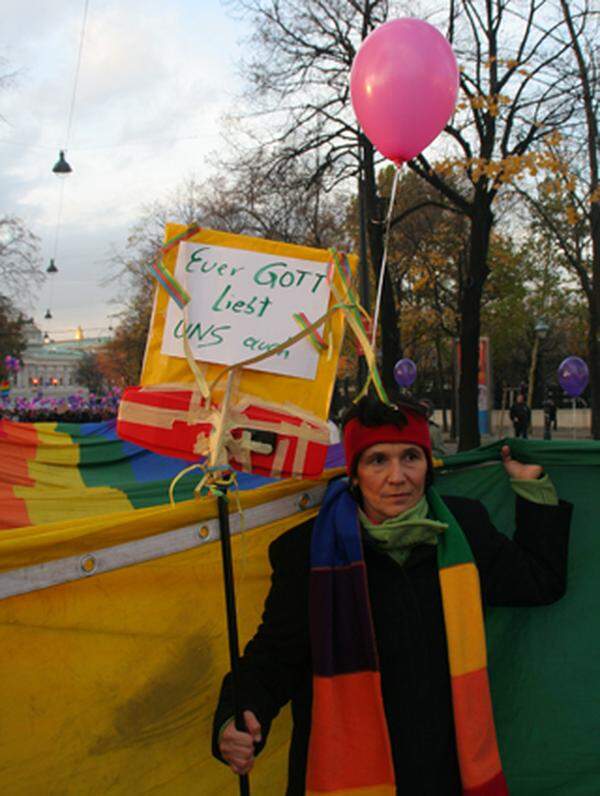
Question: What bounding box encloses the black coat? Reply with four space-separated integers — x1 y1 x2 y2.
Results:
510 402 531 428
213 494 572 795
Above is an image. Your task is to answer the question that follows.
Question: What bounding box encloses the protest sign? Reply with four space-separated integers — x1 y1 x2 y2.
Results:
160 240 331 380
141 225 357 420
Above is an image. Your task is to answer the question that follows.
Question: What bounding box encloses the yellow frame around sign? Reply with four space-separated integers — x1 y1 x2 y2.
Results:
141 224 357 420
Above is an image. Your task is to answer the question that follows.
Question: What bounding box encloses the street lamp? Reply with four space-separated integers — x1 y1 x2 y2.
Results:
534 319 552 439
534 318 549 340
527 318 550 438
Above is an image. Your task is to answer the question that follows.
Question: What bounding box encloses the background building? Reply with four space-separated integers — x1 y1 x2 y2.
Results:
12 322 110 398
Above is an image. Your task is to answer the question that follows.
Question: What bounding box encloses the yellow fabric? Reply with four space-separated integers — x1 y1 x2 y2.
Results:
141 224 357 420
439 563 488 676
0 495 322 794
12 483 135 526
25 422 87 489
0 468 340 573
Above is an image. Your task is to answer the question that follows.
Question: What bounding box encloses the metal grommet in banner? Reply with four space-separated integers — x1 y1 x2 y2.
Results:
197 525 210 541
80 555 97 575
297 492 311 510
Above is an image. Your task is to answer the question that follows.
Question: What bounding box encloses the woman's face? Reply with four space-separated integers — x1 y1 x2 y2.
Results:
354 442 428 524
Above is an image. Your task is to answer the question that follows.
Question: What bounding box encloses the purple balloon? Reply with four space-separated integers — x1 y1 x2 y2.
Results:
558 356 589 397
393 358 417 388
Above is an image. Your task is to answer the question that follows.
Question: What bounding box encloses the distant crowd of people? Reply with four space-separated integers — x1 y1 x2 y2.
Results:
1 406 118 423
0 391 121 424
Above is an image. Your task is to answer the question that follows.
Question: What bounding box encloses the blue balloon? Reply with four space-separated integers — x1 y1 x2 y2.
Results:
558 356 589 397
393 358 417 388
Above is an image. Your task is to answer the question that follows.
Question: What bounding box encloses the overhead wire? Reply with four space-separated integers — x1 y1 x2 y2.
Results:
46 0 91 323
64 0 91 152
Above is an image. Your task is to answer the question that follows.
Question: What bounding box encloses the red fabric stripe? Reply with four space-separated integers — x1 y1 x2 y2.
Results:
451 668 503 789
120 387 195 410
307 673 395 791
464 770 509 795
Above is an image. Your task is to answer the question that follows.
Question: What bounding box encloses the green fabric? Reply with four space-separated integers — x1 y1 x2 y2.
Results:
427 486 477 568
510 473 558 506
434 438 600 795
438 436 600 470
359 496 446 565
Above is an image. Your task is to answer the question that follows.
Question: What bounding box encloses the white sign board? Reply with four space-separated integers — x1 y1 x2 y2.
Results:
160 241 331 380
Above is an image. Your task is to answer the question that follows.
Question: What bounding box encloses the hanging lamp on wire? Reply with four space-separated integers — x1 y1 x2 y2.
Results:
52 150 73 175
44 256 59 324
51 0 89 177
45 0 89 326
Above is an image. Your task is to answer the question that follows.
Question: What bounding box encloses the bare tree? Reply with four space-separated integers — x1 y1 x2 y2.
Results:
0 295 28 371
403 0 583 447
0 215 44 301
225 0 590 448
224 0 403 392
105 165 348 383
511 0 600 436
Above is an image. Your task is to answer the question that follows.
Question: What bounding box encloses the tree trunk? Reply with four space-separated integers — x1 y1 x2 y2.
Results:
588 200 600 438
434 333 448 432
362 138 401 396
589 299 600 438
458 202 493 450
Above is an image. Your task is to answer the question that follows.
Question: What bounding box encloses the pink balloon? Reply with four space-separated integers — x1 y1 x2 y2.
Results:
350 18 459 163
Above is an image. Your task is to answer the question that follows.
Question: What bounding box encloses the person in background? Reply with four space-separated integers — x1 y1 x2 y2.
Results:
510 393 531 439
542 391 557 441
419 398 446 458
213 395 571 795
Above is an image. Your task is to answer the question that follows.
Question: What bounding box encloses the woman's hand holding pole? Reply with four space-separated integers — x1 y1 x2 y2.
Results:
219 711 262 776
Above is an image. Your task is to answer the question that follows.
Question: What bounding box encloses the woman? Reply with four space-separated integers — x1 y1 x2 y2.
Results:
213 397 572 795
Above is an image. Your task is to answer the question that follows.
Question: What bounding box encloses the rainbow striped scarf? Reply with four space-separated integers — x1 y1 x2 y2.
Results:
307 480 508 795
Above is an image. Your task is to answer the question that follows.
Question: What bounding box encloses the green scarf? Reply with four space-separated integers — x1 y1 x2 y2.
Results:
359 496 447 565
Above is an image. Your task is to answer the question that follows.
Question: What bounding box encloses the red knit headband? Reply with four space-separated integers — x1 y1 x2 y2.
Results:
343 407 432 475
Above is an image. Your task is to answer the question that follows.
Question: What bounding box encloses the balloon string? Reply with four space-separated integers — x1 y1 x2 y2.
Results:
371 164 401 347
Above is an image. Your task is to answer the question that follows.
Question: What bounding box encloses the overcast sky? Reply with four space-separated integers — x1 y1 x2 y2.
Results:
1 0 246 340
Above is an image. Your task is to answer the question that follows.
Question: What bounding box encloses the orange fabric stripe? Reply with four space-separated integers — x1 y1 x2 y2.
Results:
307 785 396 795
0 422 37 530
0 421 37 487
307 673 395 792
451 668 503 789
439 563 487 676
0 486 30 530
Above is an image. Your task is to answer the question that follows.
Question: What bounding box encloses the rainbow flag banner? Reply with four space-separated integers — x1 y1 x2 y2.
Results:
0 426 598 795
0 418 290 530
